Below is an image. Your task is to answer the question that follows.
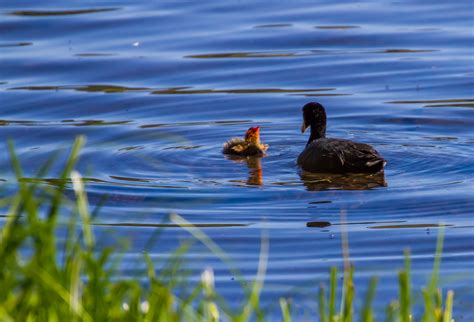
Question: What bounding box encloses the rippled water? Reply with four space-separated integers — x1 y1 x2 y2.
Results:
1 0 473 318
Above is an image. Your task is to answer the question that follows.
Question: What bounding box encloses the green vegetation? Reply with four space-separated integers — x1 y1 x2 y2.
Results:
0 137 454 321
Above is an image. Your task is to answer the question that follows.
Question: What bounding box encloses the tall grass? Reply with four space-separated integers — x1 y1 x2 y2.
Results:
0 137 455 321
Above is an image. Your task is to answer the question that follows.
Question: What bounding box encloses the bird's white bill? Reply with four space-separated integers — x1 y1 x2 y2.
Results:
301 119 308 133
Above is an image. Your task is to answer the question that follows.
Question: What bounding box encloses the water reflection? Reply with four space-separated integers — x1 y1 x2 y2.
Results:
306 221 331 228
299 171 387 191
254 23 292 28
10 85 337 96
185 52 302 59
0 119 130 127
226 155 264 186
10 8 118 16
315 25 359 30
0 42 32 47
93 222 248 228
387 99 474 108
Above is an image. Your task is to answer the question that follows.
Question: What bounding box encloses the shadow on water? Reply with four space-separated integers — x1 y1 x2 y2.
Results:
387 99 474 108
0 119 130 127
185 52 302 59
305 221 454 230
254 23 293 28
299 171 387 191
315 25 360 30
184 49 437 59
0 42 32 47
9 85 340 96
93 222 248 228
9 8 118 16
75 53 117 57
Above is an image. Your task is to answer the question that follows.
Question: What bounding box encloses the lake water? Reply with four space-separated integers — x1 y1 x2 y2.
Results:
1 0 473 319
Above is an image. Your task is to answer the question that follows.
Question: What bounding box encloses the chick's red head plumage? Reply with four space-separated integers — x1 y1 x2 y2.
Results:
245 126 260 143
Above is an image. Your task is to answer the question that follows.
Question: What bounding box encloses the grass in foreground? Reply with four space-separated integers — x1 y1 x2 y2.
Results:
0 137 455 321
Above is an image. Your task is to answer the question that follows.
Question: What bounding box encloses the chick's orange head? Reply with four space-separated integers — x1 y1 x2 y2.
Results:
245 126 260 143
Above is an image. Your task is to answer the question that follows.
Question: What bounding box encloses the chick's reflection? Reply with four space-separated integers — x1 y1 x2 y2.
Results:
245 157 263 186
226 155 264 186
300 171 386 191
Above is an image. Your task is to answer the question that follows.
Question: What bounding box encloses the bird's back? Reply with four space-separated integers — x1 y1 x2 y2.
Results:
223 138 268 156
298 138 385 173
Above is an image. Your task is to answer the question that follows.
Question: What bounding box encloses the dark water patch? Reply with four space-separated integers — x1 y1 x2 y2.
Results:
10 8 118 16
9 86 63 91
0 120 36 126
378 49 438 53
93 222 248 228
291 93 351 97
425 103 474 108
299 172 387 191
75 53 117 57
151 87 332 95
423 136 458 141
9 85 333 96
254 23 292 28
0 119 130 127
109 175 151 183
69 85 148 93
10 85 149 93
0 42 32 47
163 145 203 150
71 120 131 126
306 221 331 228
335 221 406 226
386 98 474 108
185 52 302 59
369 223 454 229
118 146 144 152
308 200 332 204
315 25 360 30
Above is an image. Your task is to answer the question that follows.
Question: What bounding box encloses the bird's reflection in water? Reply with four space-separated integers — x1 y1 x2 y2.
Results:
226 155 263 186
300 171 386 191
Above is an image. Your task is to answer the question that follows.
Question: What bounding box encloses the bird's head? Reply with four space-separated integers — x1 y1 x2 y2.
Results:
245 126 261 144
301 102 327 134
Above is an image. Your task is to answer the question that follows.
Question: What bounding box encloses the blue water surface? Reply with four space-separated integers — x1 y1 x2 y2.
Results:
1 0 473 319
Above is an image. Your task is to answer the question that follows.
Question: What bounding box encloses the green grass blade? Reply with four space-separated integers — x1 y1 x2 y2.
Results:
279 298 291 322
47 136 85 221
399 249 411 322
342 267 354 322
329 266 337 321
443 290 454 322
361 277 378 322
71 171 94 249
31 266 92 322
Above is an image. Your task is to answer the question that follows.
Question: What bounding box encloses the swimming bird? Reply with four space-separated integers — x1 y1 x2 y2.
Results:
223 126 269 156
297 102 386 173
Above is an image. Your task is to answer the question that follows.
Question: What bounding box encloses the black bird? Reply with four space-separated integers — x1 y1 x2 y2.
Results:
297 102 386 173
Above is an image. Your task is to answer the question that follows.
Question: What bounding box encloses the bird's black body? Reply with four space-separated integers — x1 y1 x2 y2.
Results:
298 138 385 173
298 102 386 173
